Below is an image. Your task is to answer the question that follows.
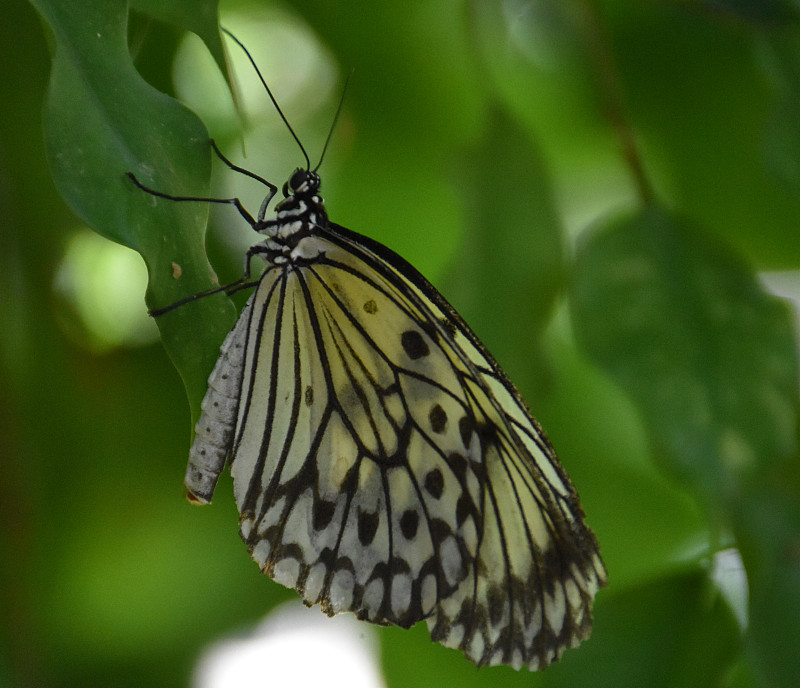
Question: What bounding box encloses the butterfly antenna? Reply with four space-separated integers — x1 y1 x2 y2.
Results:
221 27 310 170
314 69 352 173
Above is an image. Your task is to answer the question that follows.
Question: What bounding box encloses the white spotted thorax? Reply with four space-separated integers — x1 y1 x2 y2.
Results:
184 163 607 671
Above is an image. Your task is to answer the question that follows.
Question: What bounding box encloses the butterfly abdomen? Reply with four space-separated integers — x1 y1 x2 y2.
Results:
185 299 252 503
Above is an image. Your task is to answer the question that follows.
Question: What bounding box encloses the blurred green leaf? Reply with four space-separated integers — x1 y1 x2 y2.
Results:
697 0 800 24
571 206 798 505
31 0 236 416
608 3 800 269
735 485 800 688
538 569 741 688
762 30 800 199
764 91 800 196
295 0 485 146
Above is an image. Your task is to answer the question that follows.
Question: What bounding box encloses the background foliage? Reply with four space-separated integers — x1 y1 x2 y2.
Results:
3 0 800 686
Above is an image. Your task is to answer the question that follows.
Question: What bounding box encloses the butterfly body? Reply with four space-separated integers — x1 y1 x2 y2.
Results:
183 167 606 670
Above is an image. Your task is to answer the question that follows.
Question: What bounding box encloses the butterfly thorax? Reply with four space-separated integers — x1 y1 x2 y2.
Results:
257 168 329 265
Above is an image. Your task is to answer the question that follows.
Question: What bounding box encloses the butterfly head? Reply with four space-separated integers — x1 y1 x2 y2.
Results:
267 167 329 255
283 168 321 199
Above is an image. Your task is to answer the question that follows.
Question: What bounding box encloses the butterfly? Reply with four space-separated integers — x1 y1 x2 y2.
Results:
129 29 607 671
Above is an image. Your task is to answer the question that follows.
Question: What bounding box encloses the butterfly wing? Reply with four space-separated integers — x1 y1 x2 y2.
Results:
324 225 607 669
194 223 606 668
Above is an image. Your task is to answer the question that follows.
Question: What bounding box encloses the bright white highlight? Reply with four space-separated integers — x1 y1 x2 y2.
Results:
710 548 748 630
191 601 385 688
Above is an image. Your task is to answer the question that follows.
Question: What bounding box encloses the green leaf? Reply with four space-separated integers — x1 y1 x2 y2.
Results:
570 206 798 506
735 484 800 688
763 31 800 199
129 0 224 74
32 0 236 418
696 0 800 24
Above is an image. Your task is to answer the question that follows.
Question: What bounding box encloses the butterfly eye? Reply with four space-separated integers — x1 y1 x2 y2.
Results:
288 169 323 197
290 168 307 191
283 169 311 197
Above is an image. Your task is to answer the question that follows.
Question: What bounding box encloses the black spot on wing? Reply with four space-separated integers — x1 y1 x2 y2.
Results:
357 508 380 545
401 330 430 359
455 492 475 527
429 404 447 433
399 509 419 540
424 469 444 499
487 586 506 626
458 415 474 449
313 499 336 531
447 452 467 481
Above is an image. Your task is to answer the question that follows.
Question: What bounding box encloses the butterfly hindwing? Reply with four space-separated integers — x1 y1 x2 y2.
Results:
183 218 606 670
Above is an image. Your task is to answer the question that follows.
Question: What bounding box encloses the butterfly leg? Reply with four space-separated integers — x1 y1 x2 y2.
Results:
210 140 278 198
147 244 268 317
209 141 276 223
126 170 259 227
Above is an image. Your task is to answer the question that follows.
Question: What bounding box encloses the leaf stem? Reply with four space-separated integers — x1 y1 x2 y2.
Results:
577 0 654 206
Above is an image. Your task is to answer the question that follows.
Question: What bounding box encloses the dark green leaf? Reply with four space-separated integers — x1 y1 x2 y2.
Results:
570 206 798 505
608 5 800 268
696 0 800 24
130 0 224 74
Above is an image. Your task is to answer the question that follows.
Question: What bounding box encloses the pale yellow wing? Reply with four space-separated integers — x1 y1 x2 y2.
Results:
221 225 606 668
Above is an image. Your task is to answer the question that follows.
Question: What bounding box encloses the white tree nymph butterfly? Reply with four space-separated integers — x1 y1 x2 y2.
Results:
130 29 607 671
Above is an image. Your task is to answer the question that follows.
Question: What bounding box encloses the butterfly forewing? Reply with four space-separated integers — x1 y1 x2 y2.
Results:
318 227 607 668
